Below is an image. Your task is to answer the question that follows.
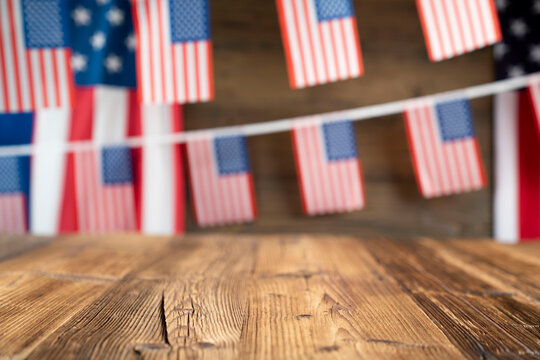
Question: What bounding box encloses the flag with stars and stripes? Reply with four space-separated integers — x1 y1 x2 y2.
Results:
0 0 73 112
276 0 364 89
131 0 214 104
404 98 486 198
291 118 365 215
493 0 540 243
416 0 502 62
186 133 256 227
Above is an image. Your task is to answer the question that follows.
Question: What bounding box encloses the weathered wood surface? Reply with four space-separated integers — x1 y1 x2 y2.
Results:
0 234 539 359
185 0 494 237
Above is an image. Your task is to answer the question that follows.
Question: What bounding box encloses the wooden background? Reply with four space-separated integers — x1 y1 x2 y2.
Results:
183 0 496 237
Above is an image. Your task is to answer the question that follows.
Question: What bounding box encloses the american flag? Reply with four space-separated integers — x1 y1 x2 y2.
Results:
493 0 540 243
0 113 32 233
292 118 365 215
276 0 363 89
131 0 214 104
415 0 502 62
0 0 73 112
186 133 256 227
528 74 540 131
404 98 486 198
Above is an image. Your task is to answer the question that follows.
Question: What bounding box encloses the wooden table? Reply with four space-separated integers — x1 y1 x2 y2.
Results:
1 235 539 359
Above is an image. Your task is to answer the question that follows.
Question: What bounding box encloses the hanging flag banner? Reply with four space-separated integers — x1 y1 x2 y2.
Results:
528 74 540 132
404 98 486 198
186 133 256 227
416 0 501 62
131 0 214 104
292 118 365 215
0 0 73 112
275 0 363 89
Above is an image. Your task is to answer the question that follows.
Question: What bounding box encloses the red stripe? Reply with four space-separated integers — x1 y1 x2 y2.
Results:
51 50 61 107
518 91 540 240
38 51 48 108
170 45 178 102
350 18 364 75
144 0 155 103
194 42 200 102
25 51 35 109
156 0 167 102
404 110 427 197
275 0 297 88
126 90 142 231
291 129 308 214
301 0 320 84
472 0 488 47
130 2 144 103
171 105 184 233
440 0 456 57
58 154 79 233
0 11 11 111
182 44 189 102
473 139 486 186
327 21 340 80
415 0 436 61
449 0 467 53
487 0 502 41
339 20 351 78
7 0 22 111
463 0 480 49
206 41 214 100
247 174 257 219
290 0 308 88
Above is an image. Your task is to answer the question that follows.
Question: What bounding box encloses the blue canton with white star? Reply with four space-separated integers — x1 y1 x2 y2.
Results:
22 0 69 48
68 0 136 87
0 157 23 193
170 0 211 42
101 146 133 184
322 121 358 161
314 0 354 22
495 0 540 79
436 100 475 141
214 136 250 175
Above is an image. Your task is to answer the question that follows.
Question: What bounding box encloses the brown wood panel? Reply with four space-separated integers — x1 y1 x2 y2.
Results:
183 0 495 237
1 234 539 359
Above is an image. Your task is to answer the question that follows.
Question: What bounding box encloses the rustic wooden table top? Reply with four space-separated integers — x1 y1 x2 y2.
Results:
0 234 539 359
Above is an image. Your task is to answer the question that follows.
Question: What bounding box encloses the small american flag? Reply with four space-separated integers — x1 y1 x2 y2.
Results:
131 0 214 104
276 0 363 89
186 134 256 227
0 0 73 112
292 118 365 215
73 146 136 232
416 0 502 61
404 98 486 198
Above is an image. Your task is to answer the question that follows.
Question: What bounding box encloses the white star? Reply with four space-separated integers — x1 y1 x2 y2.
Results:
71 53 87 72
71 6 91 26
508 65 524 78
96 0 110 5
510 19 528 38
106 7 124 26
495 0 508 11
104 54 122 73
125 33 136 51
90 31 106 50
494 43 508 59
530 45 540 64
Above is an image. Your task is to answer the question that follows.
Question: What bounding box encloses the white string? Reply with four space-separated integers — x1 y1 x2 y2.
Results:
0 72 536 158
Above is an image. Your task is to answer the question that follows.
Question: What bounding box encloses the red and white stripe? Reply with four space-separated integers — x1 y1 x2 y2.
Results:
292 118 365 215
0 0 72 112
416 0 501 61
276 0 363 89
404 100 486 198
131 0 213 104
494 91 540 243
528 74 540 133
186 133 256 227
0 193 26 233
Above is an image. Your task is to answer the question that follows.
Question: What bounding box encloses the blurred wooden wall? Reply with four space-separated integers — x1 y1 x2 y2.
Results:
183 0 495 237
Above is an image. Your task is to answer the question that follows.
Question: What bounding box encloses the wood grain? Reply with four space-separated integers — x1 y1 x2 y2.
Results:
183 0 495 237
1 234 539 359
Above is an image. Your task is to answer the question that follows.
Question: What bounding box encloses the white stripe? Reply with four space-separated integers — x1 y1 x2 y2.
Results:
419 0 443 61
282 0 305 87
477 0 497 44
294 0 316 86
42 49 56 107
0 2 18 111
149 0 162 102
93 87 128 143
454 0 475 52
431 0 453 59
198 41 210 101
443 0 464 55
494 92 518 243
342 18 360 77
319 22 337 82
159 0 174 102
136 1 151 103
305 0 326 84
55 50 69 108
330 20 347 79
467 0 485 48
29 51 42 108
174 45 186 103
11 0 31 111
185 42 197 102
141 105 175 234
301 124 323 214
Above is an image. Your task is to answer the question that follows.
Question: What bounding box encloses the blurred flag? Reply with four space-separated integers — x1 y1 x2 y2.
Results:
0 0 73 112
186 133 256 227
529 74 540 130
131 0 214 104
0 113 32 233
276 0 363 89
493 0 540 243
404 98 486 198
416 0 501 61
292 118 365 215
